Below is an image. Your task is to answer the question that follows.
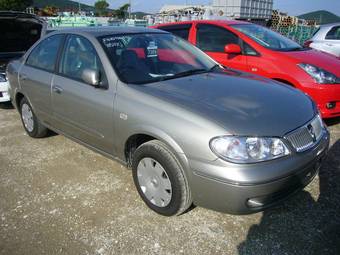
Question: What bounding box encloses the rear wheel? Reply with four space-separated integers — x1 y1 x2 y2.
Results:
20 97 48 138
132 140 192 216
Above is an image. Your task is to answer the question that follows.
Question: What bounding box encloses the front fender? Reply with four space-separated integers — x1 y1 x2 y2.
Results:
119 125 193 180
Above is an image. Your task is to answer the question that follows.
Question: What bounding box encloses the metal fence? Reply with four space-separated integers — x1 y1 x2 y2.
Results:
271 25 319 45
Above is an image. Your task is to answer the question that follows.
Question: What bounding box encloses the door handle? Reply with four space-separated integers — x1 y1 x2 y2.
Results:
326 43 333 47
20 74 28 81
52 85 63 94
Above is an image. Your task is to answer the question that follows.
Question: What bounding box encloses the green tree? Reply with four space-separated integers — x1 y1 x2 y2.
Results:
94 0 109 16
0 0 33 11
112 3 130 20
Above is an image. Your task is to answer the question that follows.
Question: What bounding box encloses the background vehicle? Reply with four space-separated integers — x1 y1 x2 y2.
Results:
7 27 329 216
305 23 340 58
153 20 340 119
0 11 47 103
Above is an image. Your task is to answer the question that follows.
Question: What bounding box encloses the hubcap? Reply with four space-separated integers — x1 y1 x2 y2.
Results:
21 103 34 132
137 157 172 207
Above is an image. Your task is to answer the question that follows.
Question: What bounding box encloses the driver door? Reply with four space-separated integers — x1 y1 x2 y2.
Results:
51 34 115 154
194 24 248 71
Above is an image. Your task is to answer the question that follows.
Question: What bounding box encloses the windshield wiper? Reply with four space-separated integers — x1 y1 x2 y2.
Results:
284 47 304 52
208 64 221 72
173 68 208 77
157 68 208 81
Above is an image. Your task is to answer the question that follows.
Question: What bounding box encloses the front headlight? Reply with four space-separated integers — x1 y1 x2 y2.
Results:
298 63 340 84
0 74 6 83
210 136 290 164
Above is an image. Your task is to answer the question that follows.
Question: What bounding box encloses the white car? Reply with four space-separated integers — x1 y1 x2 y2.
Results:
305 23 340 58
0 73 10 103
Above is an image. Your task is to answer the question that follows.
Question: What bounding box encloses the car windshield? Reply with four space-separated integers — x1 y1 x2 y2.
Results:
99 33 217 84
231 24 303 51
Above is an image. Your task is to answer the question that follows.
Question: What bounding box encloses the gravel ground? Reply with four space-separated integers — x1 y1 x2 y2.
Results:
0 102 339 255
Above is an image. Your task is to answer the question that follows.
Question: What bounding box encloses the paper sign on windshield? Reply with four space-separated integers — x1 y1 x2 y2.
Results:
147 41 158 58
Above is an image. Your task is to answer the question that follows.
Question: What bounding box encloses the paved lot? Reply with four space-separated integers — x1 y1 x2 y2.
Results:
0 102 339 255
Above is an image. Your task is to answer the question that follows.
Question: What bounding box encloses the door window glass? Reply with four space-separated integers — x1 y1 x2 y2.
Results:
26 35 63 72
325 26 340 40
59 35 107 83
196 25 239 52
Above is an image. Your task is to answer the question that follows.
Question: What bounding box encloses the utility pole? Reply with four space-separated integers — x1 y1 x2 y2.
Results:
78 1 81 13
129 0 132 19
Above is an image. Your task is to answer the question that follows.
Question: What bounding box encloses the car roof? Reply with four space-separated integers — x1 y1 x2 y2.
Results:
155 19 250 27
50 26 168 37
0 11 44 22
320 22 340 28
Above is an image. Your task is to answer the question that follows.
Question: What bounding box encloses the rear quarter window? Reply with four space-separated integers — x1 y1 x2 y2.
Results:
158 24 192 40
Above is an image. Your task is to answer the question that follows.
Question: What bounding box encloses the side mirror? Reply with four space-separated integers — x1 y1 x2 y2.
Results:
224 44 242 54
81 69 100 87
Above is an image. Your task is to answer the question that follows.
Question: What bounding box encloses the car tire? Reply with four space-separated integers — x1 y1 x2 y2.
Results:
20 97 48 138
132 140 192 216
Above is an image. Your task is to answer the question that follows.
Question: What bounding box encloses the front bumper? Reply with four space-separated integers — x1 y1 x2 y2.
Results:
300 82 340 118
188 130 330 214
0 80 10 103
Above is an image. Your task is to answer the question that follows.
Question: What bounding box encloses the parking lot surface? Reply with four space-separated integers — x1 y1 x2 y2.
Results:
0 103 339 255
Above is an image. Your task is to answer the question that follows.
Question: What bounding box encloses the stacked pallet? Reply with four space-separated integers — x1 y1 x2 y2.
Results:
306 20 317 26
271 10 298 27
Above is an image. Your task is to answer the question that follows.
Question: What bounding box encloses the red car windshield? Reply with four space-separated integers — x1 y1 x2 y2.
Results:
231 24 304 51
100 33 217 84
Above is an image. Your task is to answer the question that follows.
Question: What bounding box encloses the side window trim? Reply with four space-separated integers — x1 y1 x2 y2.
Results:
241 41 261 57
55 34 67 74
57 34 108 88
25 34 65 74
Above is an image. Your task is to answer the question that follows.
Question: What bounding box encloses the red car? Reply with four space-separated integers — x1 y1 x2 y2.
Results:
152 20 340 118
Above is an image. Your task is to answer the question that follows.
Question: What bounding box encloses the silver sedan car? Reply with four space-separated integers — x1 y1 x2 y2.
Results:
7 27 329 216
306 23 340 58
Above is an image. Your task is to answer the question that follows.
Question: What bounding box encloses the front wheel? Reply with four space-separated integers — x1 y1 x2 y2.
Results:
20 97 48 138
132 140 192 216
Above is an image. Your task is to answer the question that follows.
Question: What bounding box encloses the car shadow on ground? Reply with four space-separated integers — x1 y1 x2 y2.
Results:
237 140 340 255
0 102 14 109
325 117 340 127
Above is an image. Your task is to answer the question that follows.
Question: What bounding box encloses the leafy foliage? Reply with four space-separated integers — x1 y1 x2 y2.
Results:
0 0 33 11
112 3 130 19
94 0 109 16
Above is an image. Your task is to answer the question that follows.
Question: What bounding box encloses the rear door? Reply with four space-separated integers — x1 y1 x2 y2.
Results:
324 26 340 57
52 34 115 154
19 34 64 123
194 24 248 71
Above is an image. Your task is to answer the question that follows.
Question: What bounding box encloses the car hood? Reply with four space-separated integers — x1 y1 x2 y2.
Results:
0 11 45 57
280 49 340 76
139 72 315 137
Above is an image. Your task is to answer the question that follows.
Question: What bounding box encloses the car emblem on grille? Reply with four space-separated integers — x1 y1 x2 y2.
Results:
307 124 317 142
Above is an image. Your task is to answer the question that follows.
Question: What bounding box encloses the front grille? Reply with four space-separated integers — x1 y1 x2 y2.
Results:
285 115 324 152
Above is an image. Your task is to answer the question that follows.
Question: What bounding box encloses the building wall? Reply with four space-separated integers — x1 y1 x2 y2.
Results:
212 0 273 20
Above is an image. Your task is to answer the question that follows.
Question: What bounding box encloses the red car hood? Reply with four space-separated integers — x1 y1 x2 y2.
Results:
281 49 340 77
